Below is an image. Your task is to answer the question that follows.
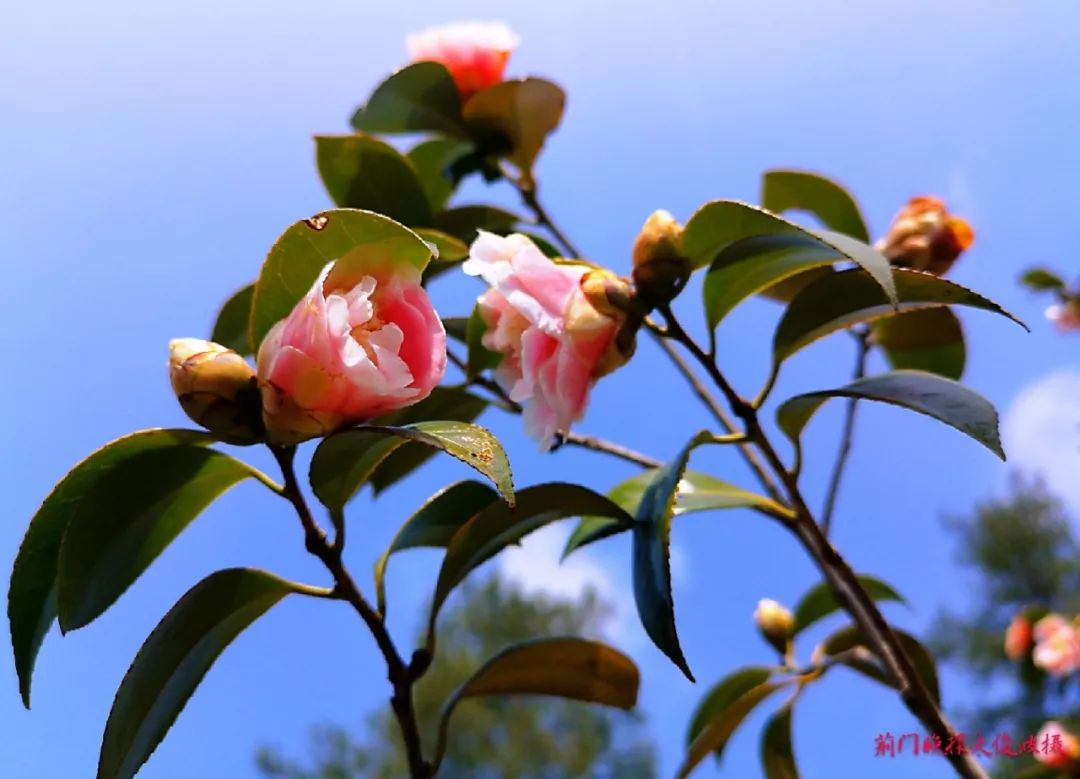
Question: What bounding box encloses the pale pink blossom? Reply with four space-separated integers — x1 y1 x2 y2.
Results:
1035 721 1080 768
463 232 625 449
1004 614 1034 661
257 261 445 444
1032 614 1080 676
406 22 519 100
1046 300 1080 333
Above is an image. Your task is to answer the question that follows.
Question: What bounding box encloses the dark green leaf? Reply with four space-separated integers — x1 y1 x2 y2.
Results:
352 62 464 136
776 369 1005 460
761 169 869 242
57 446 263 632
773 267 1025 365
249 209 432 352
210 284 255 356
434 205 523 243
407 138 475 212
682 200 895 303
310 419 512 512
686 666 773 747
462 78 565 175
314 135 433 226
793 575 905 635
374 481 499 615
821 624 941 703
466 304 502 379
97 568 296 779
428 483 634 639
872 307 966 380
760 705 799 779
442 317 468 344
9 429 216 707
433 638 640 771
1020 267 1066 292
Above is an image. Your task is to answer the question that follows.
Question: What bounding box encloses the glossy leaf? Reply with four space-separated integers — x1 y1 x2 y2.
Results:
9 429 216 707
416 228 469 263
821 624 941 703
462 78 565 175
761 169 870 242
563 469 788 558
682 200 895 303
352 62 464 136
97 568 296 779
773 267 1024 365
466 304 502 379
793 575 905 636
1020 267 1066 292
678 680 790 778
249 209 432 351
777 370 1005 461
872 307 966 380
428 483 634 638
57 446 263 632
210 283 255 356
632 432 715 682
433 638 640 769
703 234 840 329
310 418 512 512
407 137 475 212
686 666 773 747
314 135 433 226
434 204 522 243
374 480 498 614
760 705 799 779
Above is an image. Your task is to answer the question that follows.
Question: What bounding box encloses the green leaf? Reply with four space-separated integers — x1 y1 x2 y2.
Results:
417 228 470 281
462 78 566 175
776 370 1005 461
677 680 790 779
686 666 773 747
9 429 217 707
97 568 296 779
442 316 468 344
407 138 475 212
428 483 634 639
761 169 870 242
210 284 255 356
310 419 512 512
57 446 264 632
793 575 905 636
703 234 840 329
632 432 716 682
760 705 799 779
682 200 895 303
563 469 789 558
374 480 499 615
314 134 433 226
466 304 502 379
434 205 523 243
872 307 966 380
1020 267 1066 292
352 62 465 136
249 209 432 352
821 624 941 703
773 267 1025 365
433 638 640 771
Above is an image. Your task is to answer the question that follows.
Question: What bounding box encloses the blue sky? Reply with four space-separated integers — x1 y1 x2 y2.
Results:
3 1 1080 777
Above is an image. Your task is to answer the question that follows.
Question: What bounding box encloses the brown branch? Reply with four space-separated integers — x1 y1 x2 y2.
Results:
820 328 871 536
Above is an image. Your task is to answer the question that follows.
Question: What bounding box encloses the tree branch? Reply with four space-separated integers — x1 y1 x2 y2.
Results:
820 328 871 536
507 173 583 258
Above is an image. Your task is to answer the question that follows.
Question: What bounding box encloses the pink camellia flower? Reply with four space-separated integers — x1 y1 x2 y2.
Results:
1004 614 1034 661
463 232 629 449
1032 614 1080 676
1035 721 1080 769
874 195 975 276
406 22 519 100
256 260 446 444
1047 300 1080 333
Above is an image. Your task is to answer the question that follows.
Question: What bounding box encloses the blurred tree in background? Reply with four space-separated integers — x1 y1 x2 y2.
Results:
256 576 656 779
932 475 1080 777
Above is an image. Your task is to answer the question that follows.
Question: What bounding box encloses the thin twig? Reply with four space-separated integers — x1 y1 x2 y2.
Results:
820 328 871 536
557 432 663 469
271 447 431 779
507 172 583 258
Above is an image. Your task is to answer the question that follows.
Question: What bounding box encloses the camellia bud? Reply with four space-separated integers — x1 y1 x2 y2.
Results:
1004 613 1034 661
1035 721 1080 770
874 196 974 276
169 338 264 445
631 209 691 307
754 598 795 655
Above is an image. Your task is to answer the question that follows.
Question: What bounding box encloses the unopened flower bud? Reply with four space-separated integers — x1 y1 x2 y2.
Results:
874 196 974 276
1004 613 1034 661
754 598 795 655
169 338 263 445
631 210 690 306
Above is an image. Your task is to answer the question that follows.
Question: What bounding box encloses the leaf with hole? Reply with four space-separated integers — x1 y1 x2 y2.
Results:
249 209 432 352
210 284 255 356
761 169 869 241
777 370 1005 461
352 62 465 136
96 568 299 779
872 307 966 379
462 78 565 175
793 575 905 636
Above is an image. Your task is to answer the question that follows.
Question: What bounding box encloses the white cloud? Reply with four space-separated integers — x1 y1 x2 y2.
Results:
1002 369 1080 508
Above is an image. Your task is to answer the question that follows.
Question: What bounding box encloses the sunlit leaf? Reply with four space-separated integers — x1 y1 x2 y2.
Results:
793 575 905 636
462 78 565 176
686 666 773 748
1019 268 1066 293
761 169 869 241
872 307 966 380
352 62 465 136
210 283 255 356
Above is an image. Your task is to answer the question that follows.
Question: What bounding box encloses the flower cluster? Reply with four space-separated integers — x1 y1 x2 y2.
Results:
1004 611 1080 677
